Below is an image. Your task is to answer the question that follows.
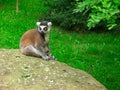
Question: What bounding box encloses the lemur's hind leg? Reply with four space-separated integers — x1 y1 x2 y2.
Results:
44 46 57 60
20 45 49 60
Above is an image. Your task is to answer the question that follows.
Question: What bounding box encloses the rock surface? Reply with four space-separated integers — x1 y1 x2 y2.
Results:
0 49 107 90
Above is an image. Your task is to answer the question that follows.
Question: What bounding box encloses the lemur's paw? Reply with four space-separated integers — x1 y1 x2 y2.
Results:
43 56 50 60
50 55 57 60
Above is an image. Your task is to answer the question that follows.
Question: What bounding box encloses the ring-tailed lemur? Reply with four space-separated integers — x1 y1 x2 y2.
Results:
20 21 56 60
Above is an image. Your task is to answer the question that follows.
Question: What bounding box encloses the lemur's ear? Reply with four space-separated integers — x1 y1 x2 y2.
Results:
48 22 52 26
36 22 41 26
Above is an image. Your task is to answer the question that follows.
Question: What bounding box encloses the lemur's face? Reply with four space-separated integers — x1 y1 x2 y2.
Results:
37 21 52 34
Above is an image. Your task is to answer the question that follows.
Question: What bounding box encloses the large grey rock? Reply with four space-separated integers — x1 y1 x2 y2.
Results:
0 49 107 90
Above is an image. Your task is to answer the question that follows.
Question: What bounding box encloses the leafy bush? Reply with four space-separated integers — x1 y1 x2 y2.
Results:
74 0 120 30
43 0 120 31
43 0 88 31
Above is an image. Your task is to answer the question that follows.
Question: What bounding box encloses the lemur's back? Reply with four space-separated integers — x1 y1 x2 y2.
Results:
20 29 44 48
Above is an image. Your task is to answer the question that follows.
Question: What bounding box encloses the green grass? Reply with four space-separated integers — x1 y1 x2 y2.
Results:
50 29 120 90
0 0 120 90
0 0 48 48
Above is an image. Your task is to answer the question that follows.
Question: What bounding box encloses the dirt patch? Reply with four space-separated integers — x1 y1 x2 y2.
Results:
0 49 107 90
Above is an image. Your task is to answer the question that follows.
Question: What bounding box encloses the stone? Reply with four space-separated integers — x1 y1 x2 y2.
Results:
0 49 107 90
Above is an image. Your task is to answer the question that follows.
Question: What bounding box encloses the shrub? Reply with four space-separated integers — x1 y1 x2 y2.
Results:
43 0 88 32
74 0 120 30
43 0 120 31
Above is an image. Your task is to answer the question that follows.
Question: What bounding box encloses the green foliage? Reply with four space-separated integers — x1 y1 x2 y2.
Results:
44 0 120 31
44 0 88 31
74 0 120 30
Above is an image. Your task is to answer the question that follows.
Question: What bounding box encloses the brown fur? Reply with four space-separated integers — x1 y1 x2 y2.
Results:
20 29 44 48
19 21 56 60
20 29 50 57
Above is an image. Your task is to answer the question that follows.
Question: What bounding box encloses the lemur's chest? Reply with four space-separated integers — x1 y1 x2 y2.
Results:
40 33 49 46
45 35 49 43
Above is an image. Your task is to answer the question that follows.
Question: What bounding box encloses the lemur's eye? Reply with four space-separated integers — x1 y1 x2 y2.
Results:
44 27 48 31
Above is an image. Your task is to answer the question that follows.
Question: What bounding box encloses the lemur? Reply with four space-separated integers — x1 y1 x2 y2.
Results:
20 21 56 60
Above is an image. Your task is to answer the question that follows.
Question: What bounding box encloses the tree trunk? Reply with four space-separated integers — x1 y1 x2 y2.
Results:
16 0 19 13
